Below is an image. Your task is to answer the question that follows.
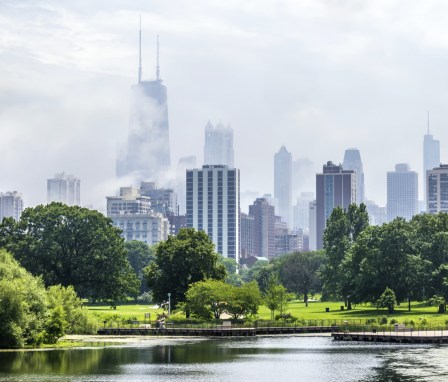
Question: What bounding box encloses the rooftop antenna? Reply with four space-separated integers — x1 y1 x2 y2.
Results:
427 110 430 135
156 34 160 80
138 15 142 83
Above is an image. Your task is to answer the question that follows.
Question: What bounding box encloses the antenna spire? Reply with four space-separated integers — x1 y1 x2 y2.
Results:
156 34 160 81
138 16 142 83
427 110 430 135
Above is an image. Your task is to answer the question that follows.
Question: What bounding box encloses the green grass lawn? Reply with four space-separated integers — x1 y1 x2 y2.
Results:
87 300 448 327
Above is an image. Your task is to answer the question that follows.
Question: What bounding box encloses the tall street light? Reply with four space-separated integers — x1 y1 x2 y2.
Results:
167 292 171 316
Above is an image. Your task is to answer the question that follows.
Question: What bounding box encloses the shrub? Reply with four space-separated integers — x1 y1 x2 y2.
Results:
378 316 388 325
390 318 398 325
366 318 377 325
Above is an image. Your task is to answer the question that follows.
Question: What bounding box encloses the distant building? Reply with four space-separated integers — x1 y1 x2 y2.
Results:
342 148 365 204
47 172 80 206
293 192 314 231
176 156 197 214
427 164 448 214
140 181 178 216
0 191 23 221
308 200 317 251
204 121 234 168
275 216 302 256
186 165 240 261
387 163 418 221
106 187 168 244
117 33 170 184
274 146 293 228
365 199 387 226
240 212 255 259
249 197 276 259
423 126 440 209
316 161 356 249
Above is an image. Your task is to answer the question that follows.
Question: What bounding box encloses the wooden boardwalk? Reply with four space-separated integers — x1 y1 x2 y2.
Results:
97 325 336 337
332 330 448 344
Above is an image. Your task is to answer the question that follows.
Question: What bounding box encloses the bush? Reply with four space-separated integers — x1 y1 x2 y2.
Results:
378 316 388 325
419 318 428 327
366 318 377 325
137 292 153 303
390 318 398 325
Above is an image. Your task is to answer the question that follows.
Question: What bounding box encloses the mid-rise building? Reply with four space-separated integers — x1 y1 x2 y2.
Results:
249 197 276 259
0 191 24 221
387 163 418 221
140 182 178 215
106 186 169 244
365 199 387 226
240 212 255 259
316 161 356 249
342 148 365 205
427 164 448 213
204 122 234 168
47 172 80 206
274 217 302 256
186 165 240 260
274 146 292 228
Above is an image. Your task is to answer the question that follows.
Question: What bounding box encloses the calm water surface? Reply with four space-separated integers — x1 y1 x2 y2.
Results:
0 336 447 382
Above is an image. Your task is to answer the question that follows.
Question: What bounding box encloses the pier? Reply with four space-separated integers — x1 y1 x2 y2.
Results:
332 329 448 344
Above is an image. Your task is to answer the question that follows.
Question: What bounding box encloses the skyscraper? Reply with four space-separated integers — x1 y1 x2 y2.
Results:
423 119 440 208
293 191 314 231
47 172 80 206
186 165 240 261
274 146 292 228
204 121 234 167
0 191 23 221
249 197 276 259
387 163 418 221
426 164 448 214
342 148 365 204
316 161 356 249
117 31 170 184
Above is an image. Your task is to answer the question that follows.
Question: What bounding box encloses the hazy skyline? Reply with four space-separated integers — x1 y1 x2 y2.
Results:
1 1 447 212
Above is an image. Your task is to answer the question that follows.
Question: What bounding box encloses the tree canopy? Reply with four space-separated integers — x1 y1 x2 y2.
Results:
0 203 139 302
144 228 226 312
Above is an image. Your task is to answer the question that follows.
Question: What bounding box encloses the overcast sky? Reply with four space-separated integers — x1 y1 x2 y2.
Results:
1 0 448 212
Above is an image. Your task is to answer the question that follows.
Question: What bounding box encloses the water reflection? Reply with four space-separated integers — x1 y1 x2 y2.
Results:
0 337 446 381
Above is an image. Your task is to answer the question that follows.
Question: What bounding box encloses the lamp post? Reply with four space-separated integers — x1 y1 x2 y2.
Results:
167 292 171 316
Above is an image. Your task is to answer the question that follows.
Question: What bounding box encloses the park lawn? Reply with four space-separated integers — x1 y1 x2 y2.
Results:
87 303 163 321
257 300 448 326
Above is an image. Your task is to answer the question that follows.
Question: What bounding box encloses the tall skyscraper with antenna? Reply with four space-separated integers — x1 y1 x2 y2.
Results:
117 26 171 184
423 112 440 209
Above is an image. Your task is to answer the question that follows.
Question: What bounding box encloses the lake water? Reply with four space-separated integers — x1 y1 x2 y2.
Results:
1 336 448 381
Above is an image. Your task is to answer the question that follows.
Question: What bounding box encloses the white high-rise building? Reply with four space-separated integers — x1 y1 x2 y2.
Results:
423 128 440 209
308 200 317 251
186 165 240 261
274 146 292 229
387 164 418 221
47 172 80 206
0 191 24 221
293 192 314 231
427 164 448 214
204 121 234 168
342 148 365 205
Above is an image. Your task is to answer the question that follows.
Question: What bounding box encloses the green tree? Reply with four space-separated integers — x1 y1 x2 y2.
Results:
263 276 293 319
226 281 262 319
0 203 139 302
144 228 226 314
185 280 230 320
0 250 48 348
241 259 279 293
279 251 323 307
376 287 397 314
124 240 154 294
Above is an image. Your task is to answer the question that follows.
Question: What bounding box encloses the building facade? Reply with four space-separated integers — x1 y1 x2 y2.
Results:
342 148 365 205
316 161 356 249
0 191 24 221
106 186 169 244
387 163 418 221
186 165 240 260
293 192 314 231
240 212 255 259
47 172 80 206
249 197 276 259
427 164 448 213
274 146 292 229
204 121 234 168
423 130 440 208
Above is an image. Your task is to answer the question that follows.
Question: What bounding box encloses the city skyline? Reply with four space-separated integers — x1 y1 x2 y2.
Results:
1 2 448 211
